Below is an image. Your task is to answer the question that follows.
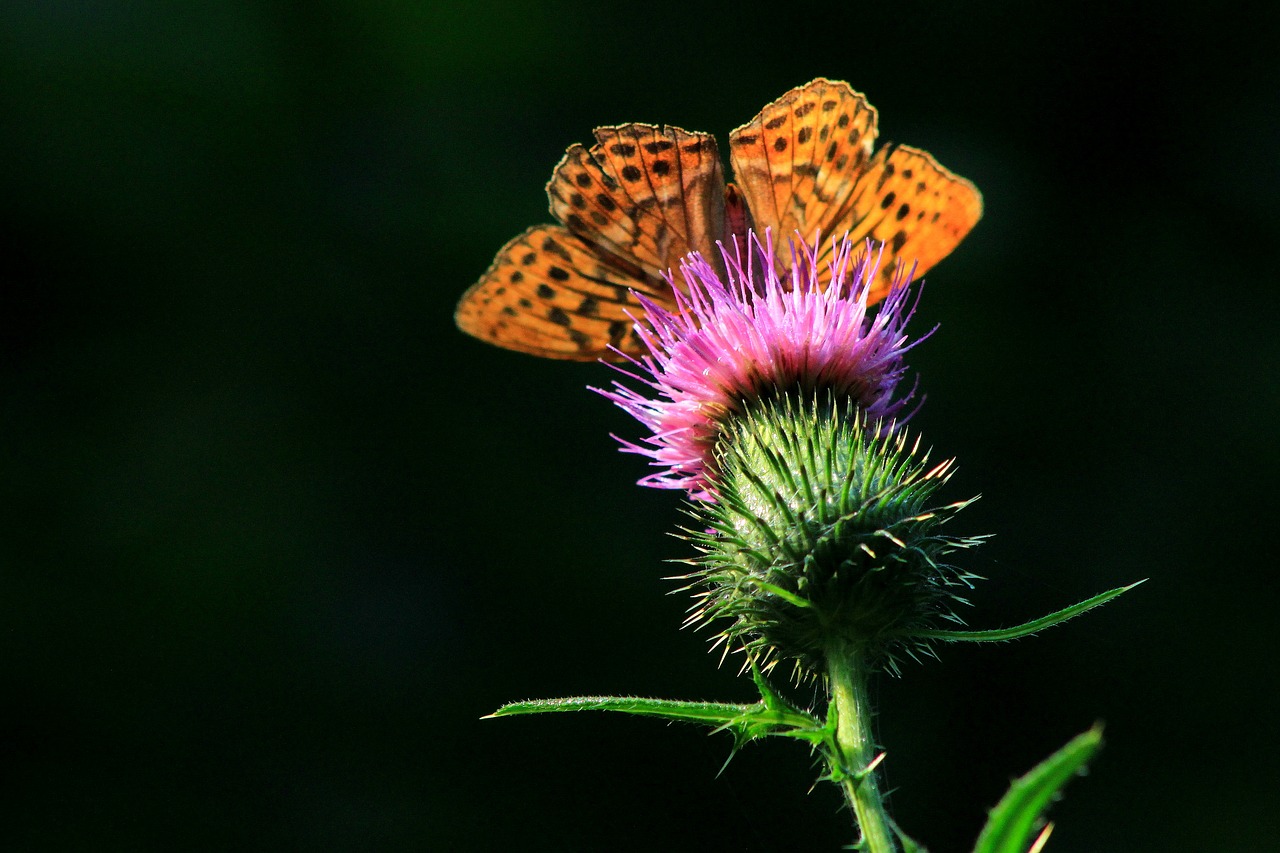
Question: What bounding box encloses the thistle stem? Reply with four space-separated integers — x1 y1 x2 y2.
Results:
827 642 897 853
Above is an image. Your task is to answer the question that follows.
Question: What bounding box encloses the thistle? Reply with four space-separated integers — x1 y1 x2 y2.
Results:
492 230 1141 853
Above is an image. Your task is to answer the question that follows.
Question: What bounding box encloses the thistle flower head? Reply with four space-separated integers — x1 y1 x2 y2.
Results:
599 229 981 676
598 231 924 501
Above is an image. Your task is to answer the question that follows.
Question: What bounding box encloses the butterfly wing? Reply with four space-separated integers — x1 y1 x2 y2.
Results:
458 82 982 359
454 225 669 361
729 78 981 300
729 78 878 245
548 124 726 283
458 126 726 359
829 143 983 303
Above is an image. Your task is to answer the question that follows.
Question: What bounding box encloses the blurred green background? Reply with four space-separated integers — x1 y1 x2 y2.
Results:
4 2 1277 850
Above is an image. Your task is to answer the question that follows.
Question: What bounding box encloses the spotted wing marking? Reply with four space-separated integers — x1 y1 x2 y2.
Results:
546 125 726 287
458 78 983 360
729 77 878 280
829 144 984 303
454 225 673 361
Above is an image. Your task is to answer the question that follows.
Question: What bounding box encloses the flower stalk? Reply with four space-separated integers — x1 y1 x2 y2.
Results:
827 640 897 853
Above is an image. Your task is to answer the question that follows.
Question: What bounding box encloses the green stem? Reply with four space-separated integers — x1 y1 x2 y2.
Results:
827 642 897 853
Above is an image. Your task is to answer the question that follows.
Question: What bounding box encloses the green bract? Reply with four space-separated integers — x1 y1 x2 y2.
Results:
685 392 984 678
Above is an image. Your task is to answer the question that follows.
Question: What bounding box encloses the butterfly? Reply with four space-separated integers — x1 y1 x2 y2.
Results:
455 77 982 361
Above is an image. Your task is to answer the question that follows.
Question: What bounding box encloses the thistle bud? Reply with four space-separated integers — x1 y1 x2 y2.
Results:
688 393 981 676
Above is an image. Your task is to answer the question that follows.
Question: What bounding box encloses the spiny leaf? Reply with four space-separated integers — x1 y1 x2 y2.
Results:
487 688 822 745
487 695 761 724
913 581 1145 643
972 725 1103 853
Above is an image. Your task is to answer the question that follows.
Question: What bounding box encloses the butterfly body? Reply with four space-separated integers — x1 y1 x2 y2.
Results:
455 78 982 361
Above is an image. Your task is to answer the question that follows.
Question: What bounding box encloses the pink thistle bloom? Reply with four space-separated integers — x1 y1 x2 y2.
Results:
598 230 927 501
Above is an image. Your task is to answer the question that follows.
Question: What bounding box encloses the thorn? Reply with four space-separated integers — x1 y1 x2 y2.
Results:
877 530 907 548
1028 822 1055 853
861 751 887 777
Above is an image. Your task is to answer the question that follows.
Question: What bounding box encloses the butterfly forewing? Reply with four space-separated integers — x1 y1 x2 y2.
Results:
729 78 879 277
454 225 667 360
547 124 725 285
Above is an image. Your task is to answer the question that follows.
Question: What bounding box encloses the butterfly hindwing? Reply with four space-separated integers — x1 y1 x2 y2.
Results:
547 124 726 286
454 225 671 361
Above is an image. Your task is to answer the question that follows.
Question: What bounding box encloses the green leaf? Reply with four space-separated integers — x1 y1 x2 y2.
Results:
973 725 1104 853
485 667 828 779
895 827 928 853
487 681 823 747
747 662 829 740
914 580 1144 643
487 695 759 725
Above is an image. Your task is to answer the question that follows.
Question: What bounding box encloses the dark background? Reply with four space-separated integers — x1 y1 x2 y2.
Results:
4 2 1277 850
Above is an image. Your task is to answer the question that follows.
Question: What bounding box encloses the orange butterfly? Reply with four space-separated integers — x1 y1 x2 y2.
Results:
455 78 982 361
